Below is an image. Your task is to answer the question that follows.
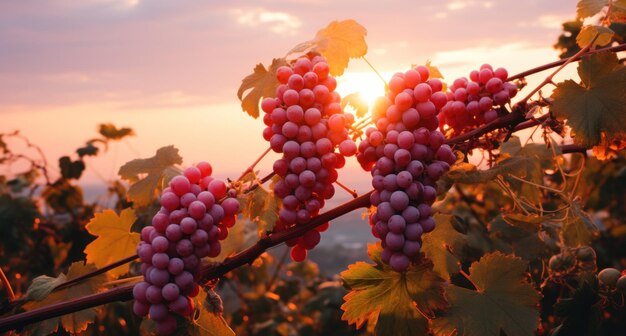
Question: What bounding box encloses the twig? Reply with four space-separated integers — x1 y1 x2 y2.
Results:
265 248 289 292
242 171 276 194
455 186 487 228
237 146 272 181
518 34 599 104
334 180 358 198
0 268 15 301
506 42 626 82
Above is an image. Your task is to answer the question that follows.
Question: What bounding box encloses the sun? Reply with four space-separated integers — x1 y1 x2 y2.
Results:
335 71 391 115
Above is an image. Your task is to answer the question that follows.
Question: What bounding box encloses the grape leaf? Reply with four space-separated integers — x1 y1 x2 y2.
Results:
23 262 108 335
444 157 528 184
341 92 369 118
341 243 447 335
188 288 235 336
501 136 558 203
562 201 595 246
59 156 85 180
425 60 444 79
237 58 287 118
576 0 607 19
118 145 183 207
591 133 626 160
432 252 541 336
421 214 467 280
24 274 68 301
576 25 615 48
551 51 626 147
209 218 257 262
84 208 140 277
98 123 135 140
238 172 280 234
311 19 368 76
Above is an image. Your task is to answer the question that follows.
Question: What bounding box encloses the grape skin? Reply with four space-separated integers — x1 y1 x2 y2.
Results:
439 65 518 136
132 162 240 334
261 53 357 261
357 65 456 272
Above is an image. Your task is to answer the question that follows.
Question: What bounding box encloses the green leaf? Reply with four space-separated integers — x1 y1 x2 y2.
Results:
24 274 68 301
341 244 447 335
421 214 467 280
23 262 108 335
98 123 135 140
432 252 541 336
341 92 369 118
576 0 607 19
576 25 615 48
237 58 287 118
551 51 626 146
118 145 183 207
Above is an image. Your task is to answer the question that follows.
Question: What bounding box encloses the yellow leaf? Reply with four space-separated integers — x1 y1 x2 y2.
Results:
237 58 287 118
118 145 183 207
425 60 445 79
312 19 367 76
84 208 140 277
576 25 615 48
341 244 447 335
23 262 108 335
190 288 235 336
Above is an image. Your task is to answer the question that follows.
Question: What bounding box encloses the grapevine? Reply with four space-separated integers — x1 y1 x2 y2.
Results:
0 2 625 336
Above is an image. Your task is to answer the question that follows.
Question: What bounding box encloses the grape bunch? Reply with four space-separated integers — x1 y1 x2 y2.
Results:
598 268 626 293
261 53 357 262
439 64 518 136
132 162 240 334
548 246 597 275
357 66 457 272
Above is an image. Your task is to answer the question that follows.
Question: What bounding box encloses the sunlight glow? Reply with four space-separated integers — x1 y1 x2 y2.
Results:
335 71 392 115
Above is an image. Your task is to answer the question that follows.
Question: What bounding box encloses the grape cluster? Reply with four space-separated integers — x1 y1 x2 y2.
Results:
599 268 626 293
357 66 457 272
261 53 357 262
132 162 239 334
548 246 597 275
439 64 518 136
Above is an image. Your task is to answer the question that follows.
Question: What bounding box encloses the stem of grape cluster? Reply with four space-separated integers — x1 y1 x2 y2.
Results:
335 180 358 198
237 146 272 181
361 56 388 88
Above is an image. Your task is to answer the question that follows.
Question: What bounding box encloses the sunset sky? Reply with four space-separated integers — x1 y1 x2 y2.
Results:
1 0 579 189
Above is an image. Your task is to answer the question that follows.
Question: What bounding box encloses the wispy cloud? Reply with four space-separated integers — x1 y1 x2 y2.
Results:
230 8 301 35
